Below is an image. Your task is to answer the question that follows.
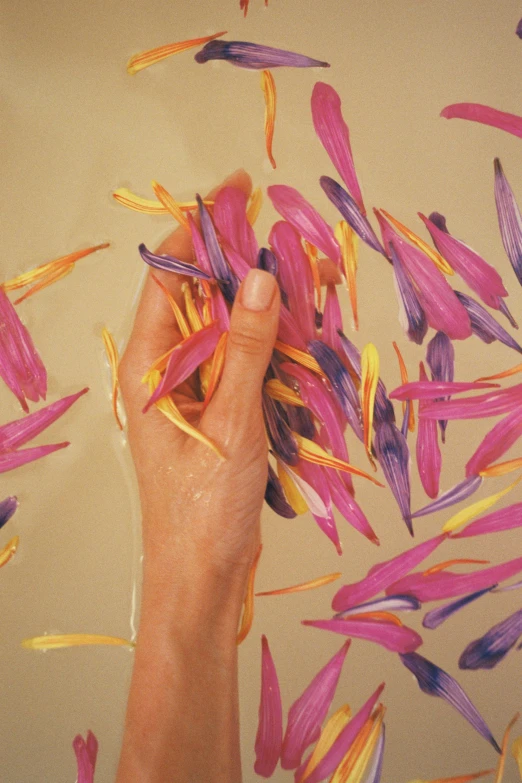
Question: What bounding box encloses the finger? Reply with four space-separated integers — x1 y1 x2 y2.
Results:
203 269 280 429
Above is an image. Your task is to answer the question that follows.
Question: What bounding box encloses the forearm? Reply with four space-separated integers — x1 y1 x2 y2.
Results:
116 549 248 783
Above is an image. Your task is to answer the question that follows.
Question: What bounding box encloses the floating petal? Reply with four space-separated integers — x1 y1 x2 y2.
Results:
379 208 452 274
73 731 98 783
0 536 19 568
454 291 522 353
338 332 395 426
197 194 239 302
475 362 522 383
0 388 87 452
393 341 415 434
281 641 350 769
493 714 520 783
22 634 134 650
321 177 385 255
3 243 109 292
362 724 385 783
275 340 324 374
466 407 522 476
150 273 191 339
399 652 500 752
0 442 69 474
441 102 522 140
151 180 190 231
302 617 422 653
389 243 428 345
296 705 352 783
102 328 124 430
408 770 494 783
214 186 258 268
277 460 328 517
113 188 209 215
335 595 421 618
294 433 384 486
512 735 522 777
427 331 455 443
374 421 413 534
127 30 227 74
391 380 498 401
331 534 446 612
263 391 299 465
254 635 283 778
237 547 262 646
361 343 379 462
423 586 494 630
0 496 18 530
195 39 329 69
139 243 212 279
459 610 522 671
256 572 341 597
412 476 483 519
329 705 385 783
270 221 316 342
311 83 365 214
416 363 442 499
327 469 379 543
494 158 522 286
308 340 363 440
420 384 522 420
451 502 522 539
261 70 277 168
443 475 522 533
13 263 75 304
265 463 297 518
335 220 359 329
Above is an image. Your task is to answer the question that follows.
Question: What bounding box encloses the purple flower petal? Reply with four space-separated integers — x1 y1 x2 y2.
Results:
399 651 500 752
255 635 283 778
374 421 413 534
311 83 365 214
213 186 258 268
494 158 522 287
427 331 455 443
270 221 316 342
331 533 446 612
416 364 442 499
138 243 212 280
389 243 428 345
268 185 340 264
263 391 299 465
517 17 522 38
387 556 522 603
459 608 522 671
320 177 385 255
73 730 98 783
302 617 423 653
422 586 495 630
390 380 497 401
281 641 350 769
454 290 522 353
265 464 297 519
363 723 385 783
441 102 522 140
0 496 18 530
0 388 88 452
420 383 522 420
412 476 483 519
334 595 421 618
0 442 69 474
258 247 278 276
197 194 239 302
187 213 213 276
451 501 522 539
465 406 522 477
195 39 330 69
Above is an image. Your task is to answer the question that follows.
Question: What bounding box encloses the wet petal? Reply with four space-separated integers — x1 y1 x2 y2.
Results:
197 195 239 301
256 572 341 597
254 635 283 777
374 421 413 534
361 343 379 462
237 547 262 645
263 391 299 465
321 177 385 255
420 213 508 308
101 328 124 430
331 533 446 612
512 735 522 776
311 83 365 214
322 284 343 353
494 158 522 287
296 459 342 553
338 332 395 426
270 221 316 342
475 362 522 383
275 340 324 374
420 384 522 420
391 380 498 401
443 475 522 533
335 220 359 329
195 39 329 69
392 342 415 435
388 556 522 603
150 273 191 339
451 501 522 539
459 609 522 671
258 247 278 275
13 263 75 305
151 180 190 231
0 536 19 569
389 242 428 345
362 723 385 783
73 731 98 783
308 340 363 440
265 463 297 518
3 243 109 292
139 243 212 279
214 186 259 268
416 363 442 499
297 683 385 783
422 586 494 630
268 185 340 264
294 433 384 486
277 460 328 518
247 187 263 225
412 476 483 519
0 496 18 530
427 331 455 443
379 208 452 274
329 705 385 783
127 30 227 73
296 705 352 783
302 617 422 653
494 714 520 783
22 634 134 650
0 442 70 474
466 407 522 477
399 652 500 752
408 771 494 783
327 469 379 543
261 70 277 168
454 290 522 353
440 102 522 140
281 641 350 769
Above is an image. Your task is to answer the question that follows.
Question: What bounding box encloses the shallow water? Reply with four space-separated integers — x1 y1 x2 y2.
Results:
2 0 522 780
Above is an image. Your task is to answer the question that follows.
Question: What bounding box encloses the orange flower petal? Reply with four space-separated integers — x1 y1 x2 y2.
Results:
202 332 228 411
305 241 322 310
274 340 325 376
261 70 277 168
361 343 379 464
182 282 204 333
237 545 262 645
3 243 109 292
13 262 75 304
335 220 359 330
480 457 522 478
343 611 403 626
299 705 352 782
112 188 213 215
102 328 124 430
150 273 191 338
380 208 454 276
494 713 520 783
423 558 490 576
329 705 385 783
409 770 495 783
127 30 227 75
151 180 190 231
256 572 341 597
276 460 309 515
0 536 19 568
247 187 263 225
393 341 415 432
475 362 522 383
264 378 305 407
294 433 385 487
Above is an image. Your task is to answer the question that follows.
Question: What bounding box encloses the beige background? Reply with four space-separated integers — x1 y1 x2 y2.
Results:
1 0 522 780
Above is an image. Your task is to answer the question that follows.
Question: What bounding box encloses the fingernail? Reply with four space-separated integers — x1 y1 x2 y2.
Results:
241 269 277 312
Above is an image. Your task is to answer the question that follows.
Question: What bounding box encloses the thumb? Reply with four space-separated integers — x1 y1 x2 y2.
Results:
207 269 280 420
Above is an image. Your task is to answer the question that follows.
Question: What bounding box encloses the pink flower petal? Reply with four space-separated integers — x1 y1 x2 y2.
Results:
416 363 441 499
281 641 350 769
213 186 258 267
297 459 342 555
327 469 379 543
465 406 522 476
0 388 88 452
494 158 522 287
73 731 98 783
420 384 522 420
311 82 365 214
390 380 498 401
255 635 283 778
302 617 422 653
267 184 340 264
278 307 309 349
441 102 522 140
451 502 522 539
331 533 446 612
387 556 522 602
0 442 69 474
187 213 213 276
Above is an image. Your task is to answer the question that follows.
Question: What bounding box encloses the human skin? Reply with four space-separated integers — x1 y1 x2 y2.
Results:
116 169 340 782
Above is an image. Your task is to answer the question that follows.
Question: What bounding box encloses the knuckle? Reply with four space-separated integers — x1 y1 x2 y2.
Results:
228 327 265 357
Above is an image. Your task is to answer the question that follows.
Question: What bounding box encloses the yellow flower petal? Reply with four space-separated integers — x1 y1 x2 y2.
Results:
475 363 522 383
202 331 227 410
13 263 75 304
3 243 109 292
112 188 213 215
102 327 124 431
274 340 326 376
277 459 308 515
480 457 522 478
361 343 379 465
237 545 262 645
380 208 454 275
127 30 227 75
298 705 352 783
408 771 494 783
0 536 19 569
264 378 305 407
151 180 190 231
512 734 522 779
423 558 490 576
443 474 522 533
305 241 322 310
330 704 385 783
495 713 520 783
260 70 277 169
247 187 263 226
182 282 204 333
335 220 359 330
392 340 415 431
150 272 191 339
294 433 385 487
21 634 134 650
255 572 341 597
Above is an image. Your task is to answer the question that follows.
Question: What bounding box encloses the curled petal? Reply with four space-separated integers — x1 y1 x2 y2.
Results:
420 384 522 420
389 243 428 345
195 39 330 69
331 533 446 612
493 714 520 783
466 407 522 477
197 195 239 301
247 187 263 225
0 496 18 530
139 243 211 279
261 70 277 168
22 634 134 650
454 291 522 353
459 609 522 671
512 735 522 776
451 501 522 539
151 273 191 338
0 442 70 474
374 421 413 534
73 730 98 783
494 158 522 287
422 586 494 630
412 476 483 519
112 188 210 214
254 635 283 777
256 572 341 597
265 463 297 518
441 102 522 140
127 30 227 74
320 177 385 255
399 652 500 752
281 641 350 769
390 380 498 401
335 595 421 618
302 617 422 653
268 185 340 264
416 363 441 499
311 82 365 214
